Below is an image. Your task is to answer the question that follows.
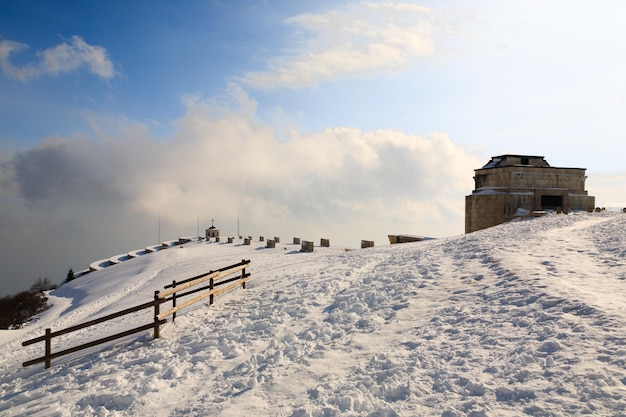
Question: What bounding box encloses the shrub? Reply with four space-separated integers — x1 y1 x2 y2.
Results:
0 291 48 329
30 277 56 293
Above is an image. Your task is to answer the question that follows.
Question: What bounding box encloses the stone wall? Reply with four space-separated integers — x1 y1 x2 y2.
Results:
474 167 588 192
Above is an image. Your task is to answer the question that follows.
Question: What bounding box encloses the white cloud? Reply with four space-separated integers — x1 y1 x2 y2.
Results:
2 87 480 243
239 2 457 89
0 86 482 294
0 36 116 81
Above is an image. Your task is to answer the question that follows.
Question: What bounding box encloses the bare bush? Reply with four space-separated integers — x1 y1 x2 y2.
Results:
29 277 57 293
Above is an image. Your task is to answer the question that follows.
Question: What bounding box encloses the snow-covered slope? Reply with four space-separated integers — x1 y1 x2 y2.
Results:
1 213 625 416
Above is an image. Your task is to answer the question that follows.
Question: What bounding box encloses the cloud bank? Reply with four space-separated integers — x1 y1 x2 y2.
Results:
2 84 478 240
0 35 116 81
239 2 455 89
0 84 480 296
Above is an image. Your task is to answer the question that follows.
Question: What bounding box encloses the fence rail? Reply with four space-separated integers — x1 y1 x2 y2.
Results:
22 259 250 369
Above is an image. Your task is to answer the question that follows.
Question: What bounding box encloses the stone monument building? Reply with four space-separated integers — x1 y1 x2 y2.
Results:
465 154 595 233
205 219 220 240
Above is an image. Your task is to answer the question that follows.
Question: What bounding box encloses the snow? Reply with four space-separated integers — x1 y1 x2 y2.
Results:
472 188 507 195
1 213 626 416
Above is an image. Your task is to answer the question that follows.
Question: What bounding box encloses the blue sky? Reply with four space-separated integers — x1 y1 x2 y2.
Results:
1 0 626 296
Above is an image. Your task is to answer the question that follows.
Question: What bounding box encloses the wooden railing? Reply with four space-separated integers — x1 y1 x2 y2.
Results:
22 259 250 369
155 259 250 332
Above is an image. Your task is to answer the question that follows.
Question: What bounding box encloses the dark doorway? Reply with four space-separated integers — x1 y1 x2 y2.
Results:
541 195 563 209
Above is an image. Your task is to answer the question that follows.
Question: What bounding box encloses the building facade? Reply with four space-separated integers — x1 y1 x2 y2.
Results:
465 155 595 233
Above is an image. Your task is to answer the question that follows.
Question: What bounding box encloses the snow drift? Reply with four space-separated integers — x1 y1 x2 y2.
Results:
1 212 625 416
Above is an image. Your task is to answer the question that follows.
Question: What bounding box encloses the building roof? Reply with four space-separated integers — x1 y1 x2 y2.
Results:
491 154 546 160
481 155 549 169
478 154 588 171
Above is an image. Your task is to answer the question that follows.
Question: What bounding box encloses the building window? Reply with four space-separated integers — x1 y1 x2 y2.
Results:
521 157 529 165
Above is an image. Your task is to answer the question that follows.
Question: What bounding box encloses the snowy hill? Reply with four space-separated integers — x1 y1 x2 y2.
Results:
1 213 626 416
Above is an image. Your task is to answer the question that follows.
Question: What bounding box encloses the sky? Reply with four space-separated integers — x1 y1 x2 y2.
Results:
1 0 626 296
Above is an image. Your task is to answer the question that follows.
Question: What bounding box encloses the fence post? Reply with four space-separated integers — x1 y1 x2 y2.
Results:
209 278 214 305
44 328 51 369
241 259 247 289
154 291 161 339
172 280 177 322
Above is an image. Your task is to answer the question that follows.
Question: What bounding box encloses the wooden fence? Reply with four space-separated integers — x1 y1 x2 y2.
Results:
22 259 250 369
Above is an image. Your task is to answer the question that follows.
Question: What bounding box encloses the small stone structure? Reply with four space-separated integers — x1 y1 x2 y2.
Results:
205 219 220 240
227 237 234 243
301 241 314 252
388 235 424 244
274 236 280 243
259 236 264 241
293 237 301 244
244 238 251 245
361 240 375 249
465 155 595 233
320 238 330 247
266 239 276 248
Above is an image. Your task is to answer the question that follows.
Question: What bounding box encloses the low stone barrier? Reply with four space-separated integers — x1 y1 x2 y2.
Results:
361 240 375 249
301 241 314 252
